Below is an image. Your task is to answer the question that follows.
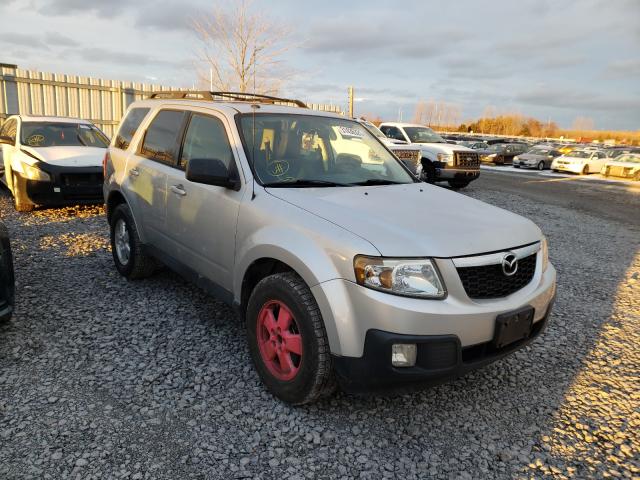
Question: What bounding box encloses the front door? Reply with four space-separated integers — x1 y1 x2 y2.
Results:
165 111 243 291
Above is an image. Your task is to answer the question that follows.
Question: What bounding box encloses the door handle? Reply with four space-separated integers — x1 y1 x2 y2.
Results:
129 167 140 177
170 184 187 197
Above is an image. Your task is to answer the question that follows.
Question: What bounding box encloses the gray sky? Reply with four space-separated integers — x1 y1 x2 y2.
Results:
0 0 638 130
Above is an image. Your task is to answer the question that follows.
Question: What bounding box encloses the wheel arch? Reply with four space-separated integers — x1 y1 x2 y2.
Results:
106 189 147 243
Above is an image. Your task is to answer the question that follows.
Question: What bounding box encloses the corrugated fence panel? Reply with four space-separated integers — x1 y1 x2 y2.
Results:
0 65 344 132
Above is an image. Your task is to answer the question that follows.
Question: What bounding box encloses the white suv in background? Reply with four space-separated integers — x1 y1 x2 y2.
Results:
378 122 480 189
0 115 108 211
103 92 556 404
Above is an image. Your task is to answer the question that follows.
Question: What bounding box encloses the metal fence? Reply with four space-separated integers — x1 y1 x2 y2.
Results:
0 63 344 138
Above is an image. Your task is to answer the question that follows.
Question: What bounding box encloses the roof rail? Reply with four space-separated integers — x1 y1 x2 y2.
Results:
147 90 307 108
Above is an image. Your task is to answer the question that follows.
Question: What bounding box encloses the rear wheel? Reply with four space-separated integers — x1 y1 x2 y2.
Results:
109 203 157 279
12 172 34 212
246 272 335 405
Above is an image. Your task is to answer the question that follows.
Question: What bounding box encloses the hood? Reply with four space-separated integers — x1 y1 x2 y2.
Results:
266 183 541 257
519 152 547 160
22 146 105 167
415 143 474 154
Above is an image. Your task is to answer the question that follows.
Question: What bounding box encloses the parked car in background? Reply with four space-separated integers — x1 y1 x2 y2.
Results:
477 143 528 165
601 153 640 181
461 141 489 150
358 119 422 175
104 91 556 404
379 122 480 188
0 221 14 323
551 149 607 174
0 115 109 212
513 147 562 170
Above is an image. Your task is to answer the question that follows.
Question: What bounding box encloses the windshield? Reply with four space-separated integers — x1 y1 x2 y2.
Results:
21 122 109 148
402 126 445 144
566 150 591 158
239 114 414 187
615 154 640 163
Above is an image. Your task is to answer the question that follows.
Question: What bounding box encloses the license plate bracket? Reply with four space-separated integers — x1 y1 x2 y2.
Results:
492 306 534 349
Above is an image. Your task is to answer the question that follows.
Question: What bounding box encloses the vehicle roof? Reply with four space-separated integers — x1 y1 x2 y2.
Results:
129 98 346 120
13 115 93 124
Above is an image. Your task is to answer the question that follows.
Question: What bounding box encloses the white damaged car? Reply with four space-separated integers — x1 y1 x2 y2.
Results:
0 115 109 211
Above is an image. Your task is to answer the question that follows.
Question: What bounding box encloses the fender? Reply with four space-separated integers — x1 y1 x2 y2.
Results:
105 186 147 244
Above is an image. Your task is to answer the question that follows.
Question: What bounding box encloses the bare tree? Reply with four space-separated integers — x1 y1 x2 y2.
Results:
191 0 291 94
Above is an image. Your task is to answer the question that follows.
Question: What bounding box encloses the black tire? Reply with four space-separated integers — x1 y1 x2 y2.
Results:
582 165 589 175
0 224 15 324
12 172 35 212
537 161 544 171
109 203 157 279
421 160 436 184
448 180 470 190
513 165 520 168
246 271 336 405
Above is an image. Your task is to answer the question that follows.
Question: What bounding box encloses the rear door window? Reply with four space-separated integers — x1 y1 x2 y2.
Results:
140 110 187 166
114 108 150 150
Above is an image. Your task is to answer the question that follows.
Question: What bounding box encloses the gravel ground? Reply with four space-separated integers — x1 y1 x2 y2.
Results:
0 176 638 479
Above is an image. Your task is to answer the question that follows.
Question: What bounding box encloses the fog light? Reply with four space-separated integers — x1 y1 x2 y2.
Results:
391 344 417 367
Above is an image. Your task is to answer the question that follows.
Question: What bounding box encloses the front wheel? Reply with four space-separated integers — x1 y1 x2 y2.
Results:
246 272 336 405
448 179 470 190
109 204 157 279
582 165 589 175
12 172 35 212
537 161 545 171
420 160 436 184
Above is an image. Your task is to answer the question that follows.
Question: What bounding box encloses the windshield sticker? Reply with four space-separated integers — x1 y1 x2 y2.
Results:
26 134 45 146
268 160 289 176
338 126 364 138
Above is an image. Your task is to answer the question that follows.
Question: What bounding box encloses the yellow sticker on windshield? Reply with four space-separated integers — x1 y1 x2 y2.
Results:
27 134 45 146
268 161 289 176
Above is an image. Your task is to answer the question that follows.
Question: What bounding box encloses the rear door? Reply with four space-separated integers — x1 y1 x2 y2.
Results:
126 109 188 248
164 110 243 291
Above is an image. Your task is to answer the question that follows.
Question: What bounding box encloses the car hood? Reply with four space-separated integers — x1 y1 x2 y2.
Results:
605 160 640 168
413 143 473 154
519 153 547 160
266 183 541 257
22 146 105 167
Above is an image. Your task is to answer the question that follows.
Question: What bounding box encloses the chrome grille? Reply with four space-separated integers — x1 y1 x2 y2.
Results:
454 151 480 168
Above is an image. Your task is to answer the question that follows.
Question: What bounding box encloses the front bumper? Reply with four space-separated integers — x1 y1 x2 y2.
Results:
333 298 554 392
311 257 556 389
553 163 582 173
436 168 480 181
23 164 104 205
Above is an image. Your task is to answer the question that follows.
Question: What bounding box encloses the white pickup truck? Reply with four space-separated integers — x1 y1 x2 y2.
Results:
379 122 480 189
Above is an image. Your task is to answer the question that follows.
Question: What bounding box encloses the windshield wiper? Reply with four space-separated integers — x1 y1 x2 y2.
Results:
263 179 348 188
348 179 408 186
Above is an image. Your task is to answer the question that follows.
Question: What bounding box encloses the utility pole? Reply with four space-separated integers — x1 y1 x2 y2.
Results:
348 86 354 118
209 68 213 91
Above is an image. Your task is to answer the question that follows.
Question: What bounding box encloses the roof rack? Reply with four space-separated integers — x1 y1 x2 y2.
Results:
147 91 307 108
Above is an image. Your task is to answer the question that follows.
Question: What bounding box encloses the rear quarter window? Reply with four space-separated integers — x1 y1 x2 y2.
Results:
114 108 150 150
139 110 187 166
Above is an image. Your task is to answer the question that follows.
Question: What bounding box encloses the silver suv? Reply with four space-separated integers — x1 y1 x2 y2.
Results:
104 92 556 404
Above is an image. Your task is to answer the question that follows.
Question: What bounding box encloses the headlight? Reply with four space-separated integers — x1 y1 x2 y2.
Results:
354 256 446 299
436 153 454 164
22 162 51 181
513 156 519 161
541 236 549 272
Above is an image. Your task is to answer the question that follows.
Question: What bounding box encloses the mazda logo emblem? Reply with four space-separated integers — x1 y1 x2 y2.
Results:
501 253 518 276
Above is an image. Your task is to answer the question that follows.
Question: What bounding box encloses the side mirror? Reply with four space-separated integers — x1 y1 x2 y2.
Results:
185 158 240 190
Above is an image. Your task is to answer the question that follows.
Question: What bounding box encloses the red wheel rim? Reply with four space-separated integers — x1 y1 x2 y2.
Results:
256 300 303 381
